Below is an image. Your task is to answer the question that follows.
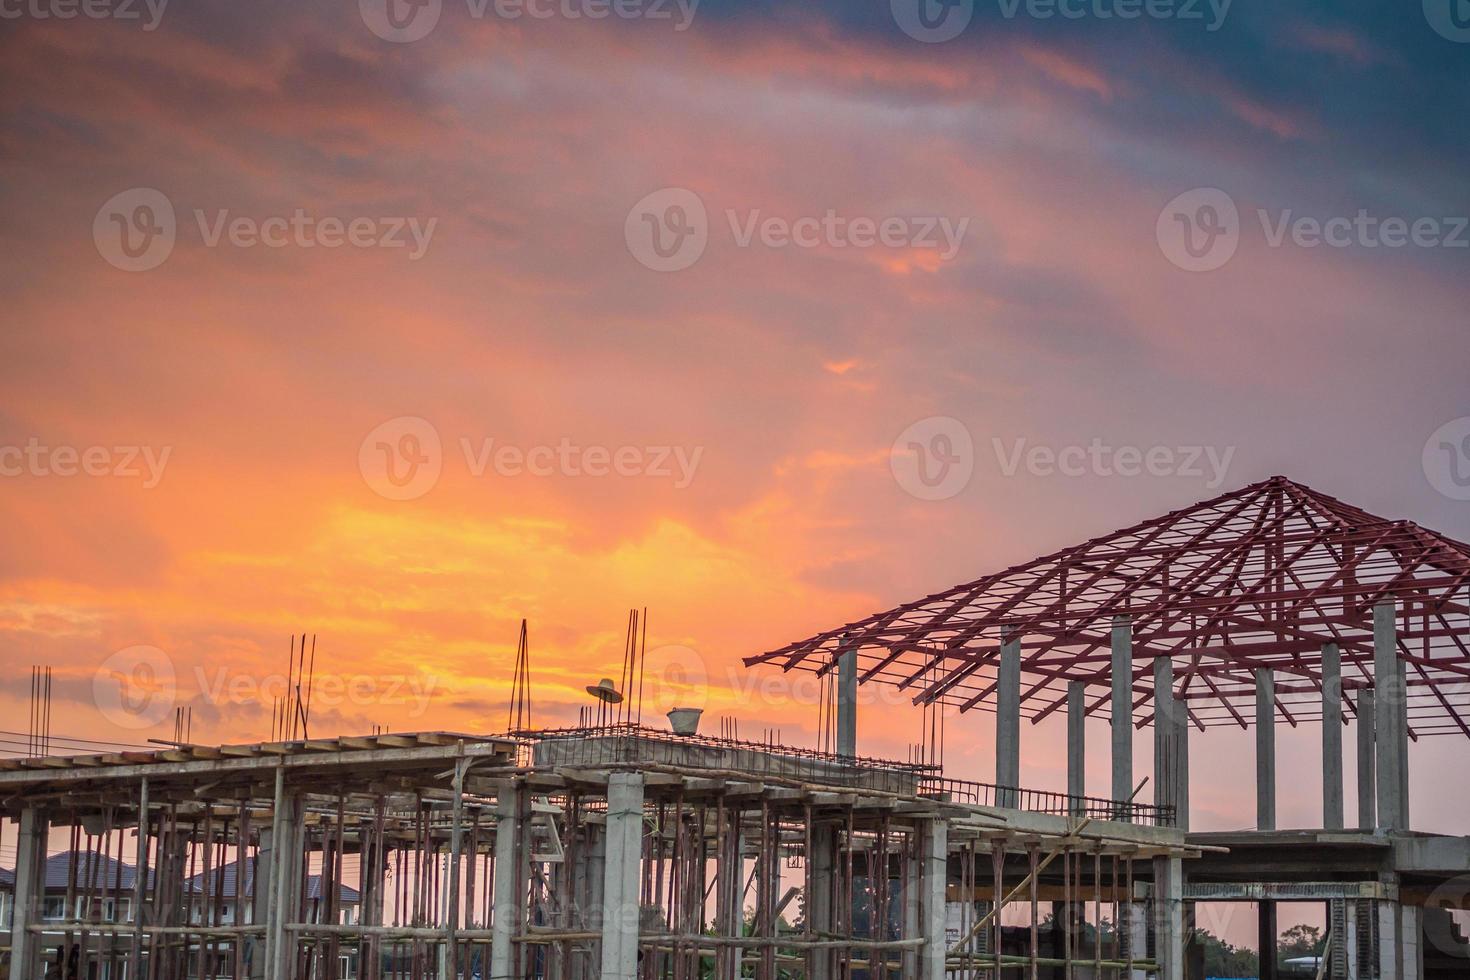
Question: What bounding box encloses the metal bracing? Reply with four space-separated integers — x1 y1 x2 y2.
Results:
746 476 1470 737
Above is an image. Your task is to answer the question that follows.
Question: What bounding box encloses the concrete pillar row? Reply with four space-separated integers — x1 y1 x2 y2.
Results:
7 805 46 980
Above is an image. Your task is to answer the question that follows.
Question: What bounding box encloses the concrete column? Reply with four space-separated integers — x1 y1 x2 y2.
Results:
250 827 272 979
919 819 949 980
601 772 645 980
996 628 1021 808
1153 656 1176 821
1374 601 1406 831
1111 616 1134 815
8 805 46 980
808 823 833 980
1259 900 1279 980
490 780 523 980
1403 905 1422 980
836 646 857 758
1357 690 1376 830
1067 681 1086 817
1378 898 1401 980
1256 669 1276 831
268 783 304 980
1322 642 1344 830
1154 855 1184 980
1176 708 1191 832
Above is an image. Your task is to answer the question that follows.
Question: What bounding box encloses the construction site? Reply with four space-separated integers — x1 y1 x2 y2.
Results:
2 476 1468 980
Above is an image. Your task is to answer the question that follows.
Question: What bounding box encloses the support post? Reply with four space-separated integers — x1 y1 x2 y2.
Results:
1259 901 1279 980
1177 706 1191 832
1154 656 1177 823
1154 856 1184 980
1256 669 1276 831
601 772 645 980
1322 642 1344 830
1357 690 1376 830
251 827 272 980
1374 601 1407 831
1111 616 1134 817
996 627 1021 808
836 646 857 758
808 822 833 980
8 806 46 980
1067 680 1085 817
919 819 949 980
490 780 523 980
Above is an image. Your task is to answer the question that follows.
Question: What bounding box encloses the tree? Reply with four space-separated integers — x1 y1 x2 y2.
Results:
1191 926 1258 978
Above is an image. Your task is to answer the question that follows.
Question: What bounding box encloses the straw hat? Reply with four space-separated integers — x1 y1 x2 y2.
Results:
586 678 624 704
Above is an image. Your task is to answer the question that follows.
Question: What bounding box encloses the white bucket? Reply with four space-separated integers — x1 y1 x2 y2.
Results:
667 707 703 736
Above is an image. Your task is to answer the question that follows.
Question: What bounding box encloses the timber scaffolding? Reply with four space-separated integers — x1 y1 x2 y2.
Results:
0 725 1192 980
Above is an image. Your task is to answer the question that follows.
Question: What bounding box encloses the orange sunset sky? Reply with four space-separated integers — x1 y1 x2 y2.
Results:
2 0 1469 847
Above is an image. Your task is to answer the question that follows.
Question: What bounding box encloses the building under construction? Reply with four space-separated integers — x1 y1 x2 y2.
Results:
1 476 1468 980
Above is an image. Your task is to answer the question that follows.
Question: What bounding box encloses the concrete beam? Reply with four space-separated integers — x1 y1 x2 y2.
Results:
1257 669 1276 831
836 646 857 758
1111 616 1134 816
1357 689 1376 830
996 628 1021 808
1067 680 1085 817
1374 601 1406 831
601 772 645 980
1322 642 1344 830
